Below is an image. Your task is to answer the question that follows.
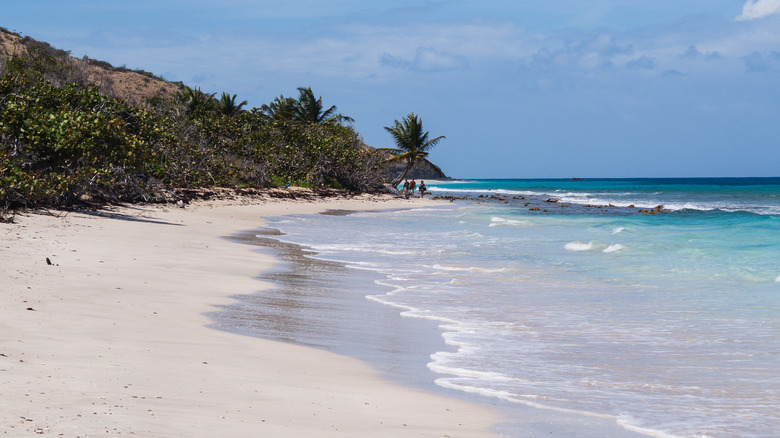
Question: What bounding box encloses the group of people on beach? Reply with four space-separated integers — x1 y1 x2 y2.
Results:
402 179 427 198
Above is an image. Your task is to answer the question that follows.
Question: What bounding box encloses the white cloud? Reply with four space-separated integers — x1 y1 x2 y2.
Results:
737 0 780 21
49 8 780 95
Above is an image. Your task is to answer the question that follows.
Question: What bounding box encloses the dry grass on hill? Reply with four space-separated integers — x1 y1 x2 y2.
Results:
0 29 179 104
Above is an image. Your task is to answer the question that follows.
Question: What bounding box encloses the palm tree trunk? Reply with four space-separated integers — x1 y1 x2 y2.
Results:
391 159 416 187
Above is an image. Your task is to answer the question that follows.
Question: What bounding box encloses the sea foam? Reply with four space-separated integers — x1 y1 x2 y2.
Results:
430 264 506 273
490 216 532 227
603 244 625 253
565 241 595 251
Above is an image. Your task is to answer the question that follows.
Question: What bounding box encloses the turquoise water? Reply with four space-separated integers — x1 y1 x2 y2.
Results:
265 178 780 437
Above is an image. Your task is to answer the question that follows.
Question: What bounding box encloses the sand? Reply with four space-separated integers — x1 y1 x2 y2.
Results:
1 193 502 437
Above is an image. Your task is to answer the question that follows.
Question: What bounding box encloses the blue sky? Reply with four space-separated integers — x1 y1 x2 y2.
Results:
5 1 780 178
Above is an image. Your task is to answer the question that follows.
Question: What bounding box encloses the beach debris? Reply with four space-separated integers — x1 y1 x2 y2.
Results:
26 307 35 311
45 257 52 265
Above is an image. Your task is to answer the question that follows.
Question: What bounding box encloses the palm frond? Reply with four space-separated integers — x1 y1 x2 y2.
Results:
376 147 404 155
293 87 353 125
218 92 248 115
385 152 414 163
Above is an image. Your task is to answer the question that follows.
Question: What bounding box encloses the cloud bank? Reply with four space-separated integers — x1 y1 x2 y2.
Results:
737 0 780 20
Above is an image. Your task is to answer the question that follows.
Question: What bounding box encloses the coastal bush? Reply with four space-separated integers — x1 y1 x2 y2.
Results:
254 120 384 190
1 77 383 210
1 33 387 212
0 75 170 206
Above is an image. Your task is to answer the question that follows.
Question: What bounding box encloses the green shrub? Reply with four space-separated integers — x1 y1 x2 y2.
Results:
1 43 387 211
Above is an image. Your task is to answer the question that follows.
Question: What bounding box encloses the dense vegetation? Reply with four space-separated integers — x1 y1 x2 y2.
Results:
0 33 387 216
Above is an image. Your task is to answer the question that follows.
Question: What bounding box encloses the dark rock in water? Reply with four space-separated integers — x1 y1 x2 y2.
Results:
638 205 666 215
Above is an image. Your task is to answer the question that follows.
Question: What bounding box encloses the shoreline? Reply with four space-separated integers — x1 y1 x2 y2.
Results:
211 227 459 393
1 193 502 437
210 205 653 438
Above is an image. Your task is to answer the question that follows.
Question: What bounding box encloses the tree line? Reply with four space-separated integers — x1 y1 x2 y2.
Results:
0 34 443 216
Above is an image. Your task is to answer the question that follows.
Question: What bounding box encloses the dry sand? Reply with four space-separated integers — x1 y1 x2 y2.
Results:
1 193 502 437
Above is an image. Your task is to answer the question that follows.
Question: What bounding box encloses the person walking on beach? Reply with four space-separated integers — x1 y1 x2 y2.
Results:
419 181 427 197
410 179 416 197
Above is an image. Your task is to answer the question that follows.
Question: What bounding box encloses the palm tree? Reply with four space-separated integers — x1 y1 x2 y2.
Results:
294 87 354 125
178 86 216 114
260 95 298 121
381 113 445 187
218 92 248 116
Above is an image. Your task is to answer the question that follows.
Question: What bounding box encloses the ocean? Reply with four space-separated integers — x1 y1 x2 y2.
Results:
215 178 780 438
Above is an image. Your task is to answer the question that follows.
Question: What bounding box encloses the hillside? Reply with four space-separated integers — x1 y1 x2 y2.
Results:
1 28 396 217
0 28 178 104
385 159 446 181
1 28 448 180
1 28 450 217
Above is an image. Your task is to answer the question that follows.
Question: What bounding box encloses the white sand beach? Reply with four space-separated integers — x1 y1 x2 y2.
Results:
1 192 502 437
